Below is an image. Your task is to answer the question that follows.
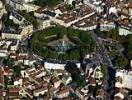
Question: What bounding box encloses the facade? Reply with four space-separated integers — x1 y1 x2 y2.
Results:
64 0 75 5
100 23 115 31
119 27 132 36
37 17 51 29
115 70 132 90
61 74 72 85
1 27 33 40
1 11 33 40
55 86 70 98
76 88 89 100
44 62 65 70
8 0 40 12
33 88 48 97
23 3 40 12
1 32 22 40
44 62 80 70
20 24 33 36
93 66 103 80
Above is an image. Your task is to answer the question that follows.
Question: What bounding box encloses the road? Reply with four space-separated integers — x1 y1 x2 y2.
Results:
91 30 115 99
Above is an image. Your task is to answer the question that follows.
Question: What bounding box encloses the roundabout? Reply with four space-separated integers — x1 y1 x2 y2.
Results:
31 26 96 61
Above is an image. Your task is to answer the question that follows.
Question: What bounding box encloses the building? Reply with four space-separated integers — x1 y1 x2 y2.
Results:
20 23 33 37
84 0 102 10
119 27 132 36
55 86 70 99
8 0 40 12
44 62 65 70
0 67 4 89
93 66 103 80
1 28 23 40
115 70 132 90
64 0 76 5
10 40 19 51
33 87 48 97
23 3 40 12
114 92 124 100
4 68 14 76
37 16 51 30
0 1 4 19
0 89 5 100
96 89 105 100
76 88 89 100
7 87 20 99
61 74 72 85
14 77 23 87
1 11 33 40
51 77 62 88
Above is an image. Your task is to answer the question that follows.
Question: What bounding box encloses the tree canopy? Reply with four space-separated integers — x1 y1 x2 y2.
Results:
65 62 85 86
34 0 63 7
2 14 19 29
19 10 38 29
31 26 96 61
97 28 132 69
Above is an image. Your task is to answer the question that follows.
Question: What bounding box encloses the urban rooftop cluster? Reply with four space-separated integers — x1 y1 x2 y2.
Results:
0 0 131 100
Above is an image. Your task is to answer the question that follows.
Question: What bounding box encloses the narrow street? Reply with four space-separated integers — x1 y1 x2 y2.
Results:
91 30 116 99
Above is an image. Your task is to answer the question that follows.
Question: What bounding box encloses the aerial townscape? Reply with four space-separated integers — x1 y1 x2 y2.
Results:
0 0 132 100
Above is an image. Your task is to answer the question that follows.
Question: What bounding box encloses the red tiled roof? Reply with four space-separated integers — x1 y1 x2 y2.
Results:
89 78 96 85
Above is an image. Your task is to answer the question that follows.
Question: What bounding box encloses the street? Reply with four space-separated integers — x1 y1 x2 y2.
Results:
91 30 116 99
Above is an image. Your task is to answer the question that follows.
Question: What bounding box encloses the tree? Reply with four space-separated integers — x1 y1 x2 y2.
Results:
111 29 118 40
13 66 21 76
31 26 96 61
101 64 108 78
127 35 132 59
2 13 19 29
65 62 79 74
34 0 62 7
65 4 74 11
2 14 8 22
72 1 76 7
20 10 38 29
116 56 129 69
65 62 85 86
127 48 132 59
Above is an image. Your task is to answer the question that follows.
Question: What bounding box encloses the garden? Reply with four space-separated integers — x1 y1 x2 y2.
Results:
31 26 96 61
